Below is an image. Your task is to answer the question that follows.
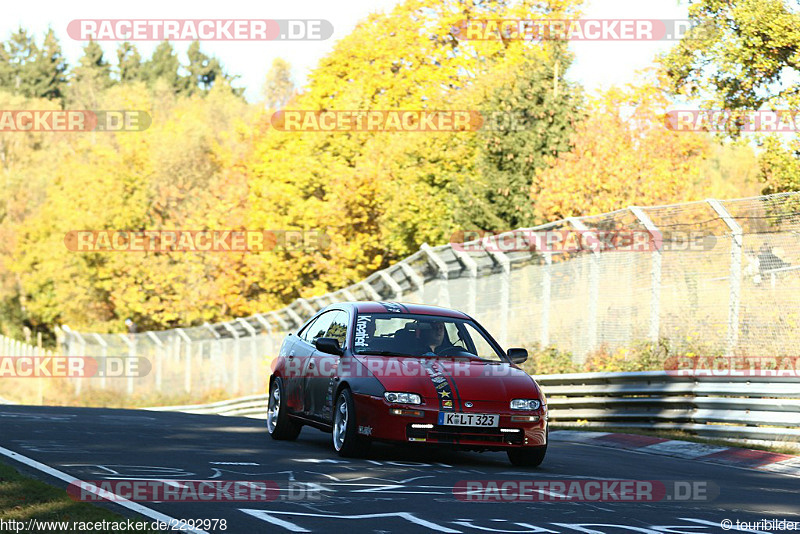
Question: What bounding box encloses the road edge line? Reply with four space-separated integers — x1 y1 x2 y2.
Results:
0 445 209 534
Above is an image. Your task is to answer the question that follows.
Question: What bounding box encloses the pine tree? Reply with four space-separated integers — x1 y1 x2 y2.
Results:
143 41 186 93
116 42 142 83
29 28 67 101
186 41 223 94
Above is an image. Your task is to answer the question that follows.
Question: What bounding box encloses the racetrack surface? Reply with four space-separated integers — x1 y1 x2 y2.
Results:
0 405 798 533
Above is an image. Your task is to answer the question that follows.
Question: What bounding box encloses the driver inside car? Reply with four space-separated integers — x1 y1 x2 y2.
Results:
419 320 452 355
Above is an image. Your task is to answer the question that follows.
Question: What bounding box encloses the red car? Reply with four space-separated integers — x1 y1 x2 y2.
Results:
267 301 548 466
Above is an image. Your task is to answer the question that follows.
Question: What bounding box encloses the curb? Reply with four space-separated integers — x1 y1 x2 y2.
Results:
550 430 800 478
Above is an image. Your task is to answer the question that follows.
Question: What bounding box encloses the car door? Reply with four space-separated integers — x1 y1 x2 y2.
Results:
285 312 331 414
297 311 337 417
306 310 349 422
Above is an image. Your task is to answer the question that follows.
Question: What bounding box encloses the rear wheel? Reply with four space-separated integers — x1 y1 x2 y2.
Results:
507 444 547 467
332 388 370 457
267 377 301 441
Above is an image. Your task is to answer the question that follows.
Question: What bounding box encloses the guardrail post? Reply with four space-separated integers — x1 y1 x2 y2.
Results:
707 199 743 356
568 217 599 358
630 206 662 343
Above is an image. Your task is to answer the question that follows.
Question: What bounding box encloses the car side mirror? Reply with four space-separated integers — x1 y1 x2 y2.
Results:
507 348 528 364
315 337 344 356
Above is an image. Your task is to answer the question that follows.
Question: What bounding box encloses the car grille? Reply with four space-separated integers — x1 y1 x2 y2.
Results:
406 424 524 445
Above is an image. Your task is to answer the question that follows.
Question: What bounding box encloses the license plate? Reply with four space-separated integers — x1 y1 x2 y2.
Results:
437 412 499 427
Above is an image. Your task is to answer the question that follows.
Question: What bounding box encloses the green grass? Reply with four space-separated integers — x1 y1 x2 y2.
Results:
0 461 158 532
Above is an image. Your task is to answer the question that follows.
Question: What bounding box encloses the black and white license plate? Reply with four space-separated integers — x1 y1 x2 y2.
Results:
437 412 499 427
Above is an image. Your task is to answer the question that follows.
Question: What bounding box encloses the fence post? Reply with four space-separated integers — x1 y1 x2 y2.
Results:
630 206 662 343
541 251 552 347
482 235 510 347
93 334 108 390
146 332 164 392
421 243 450 308
177 329 193 393
451 247 478 317
568 217 599 358
359 280 382 301
379 270 403 300
707 198 743 356
222 323 241 394
70 329 87 397
398 261 425 303
237 319 259 394
255 314 276 381
117 333 135 396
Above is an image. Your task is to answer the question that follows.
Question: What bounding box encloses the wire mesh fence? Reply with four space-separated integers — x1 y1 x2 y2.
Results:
13 192 800 400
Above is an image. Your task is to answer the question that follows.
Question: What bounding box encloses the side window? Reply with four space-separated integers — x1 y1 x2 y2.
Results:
300 312 336 344
324 311 349 348
299 316 320 342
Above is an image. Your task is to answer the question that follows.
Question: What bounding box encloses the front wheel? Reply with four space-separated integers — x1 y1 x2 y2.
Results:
267 377 301 441
332 389 370 457
507 445 547 467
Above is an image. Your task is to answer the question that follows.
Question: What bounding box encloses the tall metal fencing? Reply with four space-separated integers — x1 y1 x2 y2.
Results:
56 192 800 398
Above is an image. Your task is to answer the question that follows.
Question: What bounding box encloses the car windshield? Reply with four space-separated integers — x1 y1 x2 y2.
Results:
352 313 506 362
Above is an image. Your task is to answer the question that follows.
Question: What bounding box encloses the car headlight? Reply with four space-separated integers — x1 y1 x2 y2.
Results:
510 399 541 411
384 392 422 405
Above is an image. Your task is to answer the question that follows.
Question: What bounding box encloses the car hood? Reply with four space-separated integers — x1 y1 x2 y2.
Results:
351 354 541 401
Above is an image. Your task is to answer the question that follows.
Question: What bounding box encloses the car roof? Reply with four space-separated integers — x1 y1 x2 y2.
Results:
330 301 471 320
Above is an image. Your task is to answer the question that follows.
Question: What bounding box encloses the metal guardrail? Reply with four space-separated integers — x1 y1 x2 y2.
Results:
146 371 800 444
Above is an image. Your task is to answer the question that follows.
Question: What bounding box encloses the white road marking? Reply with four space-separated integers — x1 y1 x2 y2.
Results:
0 445 209 534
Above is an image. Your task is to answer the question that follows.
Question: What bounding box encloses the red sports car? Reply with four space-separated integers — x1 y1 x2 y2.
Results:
267 301 548 466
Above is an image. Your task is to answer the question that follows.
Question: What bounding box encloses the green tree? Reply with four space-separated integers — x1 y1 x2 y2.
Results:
116 42 142 83
459 49 583 232
143 41 185 93
29 28 67 101
67 41 113 108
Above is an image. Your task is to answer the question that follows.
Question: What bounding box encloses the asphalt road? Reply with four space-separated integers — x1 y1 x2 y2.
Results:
0 405 798 533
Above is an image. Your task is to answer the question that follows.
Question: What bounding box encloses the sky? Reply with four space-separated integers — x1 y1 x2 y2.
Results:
2 0 690 103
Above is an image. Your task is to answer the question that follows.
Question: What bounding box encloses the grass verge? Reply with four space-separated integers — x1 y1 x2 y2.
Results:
0 461 158 532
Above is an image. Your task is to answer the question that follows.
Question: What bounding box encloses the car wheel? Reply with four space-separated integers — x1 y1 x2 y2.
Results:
267 377 301 441
507 445 547 467
332 388 370 457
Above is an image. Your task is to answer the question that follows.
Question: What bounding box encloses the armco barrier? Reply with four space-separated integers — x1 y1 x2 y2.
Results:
146 371 800 445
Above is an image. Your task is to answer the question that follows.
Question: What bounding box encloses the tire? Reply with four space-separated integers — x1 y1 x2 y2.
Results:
332 388 370 457
507 444 547 467
267 377 301 441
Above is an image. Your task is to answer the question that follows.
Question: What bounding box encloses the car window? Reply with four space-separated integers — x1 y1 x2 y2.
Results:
324 311 349 348
299 316 320 342
301 311 336 344
454 323 504 362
